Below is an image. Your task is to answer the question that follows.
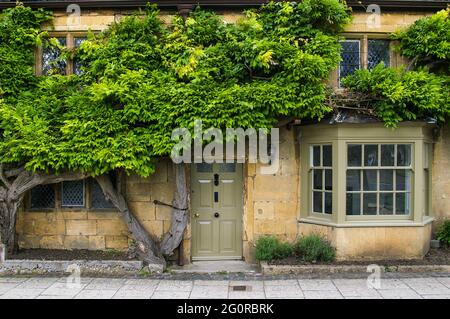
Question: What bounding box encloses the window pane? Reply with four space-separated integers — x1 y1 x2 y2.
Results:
313 169 323 190
368 39 390 69
313 191 323 213
62 181 85 207
363 193 377 215
395 193 410 215
379 193 393 215
31 185 55 209
396 170 411 191
219 163 236 172
346 169 360 191
346 193 360 215
74 37 87 75
313 146 321 167
381 144 395 166
363 170 377 191
325 169 332 191
364 145 378 166
339 40 360 84
324 193 332 214
380 169 393 191
42 37 67 75
397 144 411 166
348 144 362 167
196 163 213 172
323 145 332 167
91 180 115 209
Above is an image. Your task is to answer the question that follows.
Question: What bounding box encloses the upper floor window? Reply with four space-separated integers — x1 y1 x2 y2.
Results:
338 37 391 86
37 34 87 76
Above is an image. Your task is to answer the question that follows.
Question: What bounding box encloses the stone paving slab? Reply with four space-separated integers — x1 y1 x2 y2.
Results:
0 275 448 299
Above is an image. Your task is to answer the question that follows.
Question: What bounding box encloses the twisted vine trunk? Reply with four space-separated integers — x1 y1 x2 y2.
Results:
95 174 165 266
95 163 189 265
160 163 189 255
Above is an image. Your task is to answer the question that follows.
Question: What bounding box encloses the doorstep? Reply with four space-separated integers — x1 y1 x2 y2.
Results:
260 261 450 275
171 260 259 274
0 259 148 276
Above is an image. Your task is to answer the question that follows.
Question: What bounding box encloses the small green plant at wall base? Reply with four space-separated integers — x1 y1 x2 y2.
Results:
437 221 450 246
294 234 335 263
255 236 293 261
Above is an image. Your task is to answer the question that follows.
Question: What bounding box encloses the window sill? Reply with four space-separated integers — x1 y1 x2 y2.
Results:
299 216 434 228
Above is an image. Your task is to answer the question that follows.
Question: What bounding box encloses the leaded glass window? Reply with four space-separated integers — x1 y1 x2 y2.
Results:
30 185 55 209
339 40 360 85
311 145 333 214
73 37 86 75
61 180 85 207
346 144 412 216
42 37 67 75
91 179 115 209
368 39 390 69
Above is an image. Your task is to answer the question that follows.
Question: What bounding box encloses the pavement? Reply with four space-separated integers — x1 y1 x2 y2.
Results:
0 275 449 299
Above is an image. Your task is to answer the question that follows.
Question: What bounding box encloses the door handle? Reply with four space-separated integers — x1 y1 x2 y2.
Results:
214 212 220 218
193 213 200 218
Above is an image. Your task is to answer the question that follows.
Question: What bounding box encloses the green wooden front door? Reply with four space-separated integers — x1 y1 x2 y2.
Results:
191 163 243 260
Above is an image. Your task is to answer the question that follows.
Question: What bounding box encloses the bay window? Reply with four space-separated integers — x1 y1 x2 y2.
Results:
300 122 434 226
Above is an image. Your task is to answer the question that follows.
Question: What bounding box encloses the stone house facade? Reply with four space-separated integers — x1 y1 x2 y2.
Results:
1 0 449 264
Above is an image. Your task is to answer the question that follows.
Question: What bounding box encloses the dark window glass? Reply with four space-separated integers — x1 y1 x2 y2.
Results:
219 163 236 173
363 170 377 191
397 144 412 166
313 169 323 190
363 193 377 215
31 185 55 209
364 145 378 166
348 144 362 167
313 191 323 213
346 193 360 215
323 145 332 167
339 40 360 85
42 37 67 75
325 169 332 191
61 181 85 207
324 193 332 214
346 169 361 192
395 193 410 215
91 179 115 209
196 163 213 173
380 169 393 191
379 193 393 215
396 170 411 191
368 39 390 69
313 146 321 167
381 144 395 166
73 37 87 75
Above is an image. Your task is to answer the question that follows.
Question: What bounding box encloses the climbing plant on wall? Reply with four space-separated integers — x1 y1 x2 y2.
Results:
0 1 352 265
341 9 450 127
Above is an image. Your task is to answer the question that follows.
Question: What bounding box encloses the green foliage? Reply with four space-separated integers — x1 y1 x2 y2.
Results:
437 221 450 245
0 5 52 97
0 1 351 177
294 234 335 263
255 236 293 261
342 64 450 127
392 9 450 68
